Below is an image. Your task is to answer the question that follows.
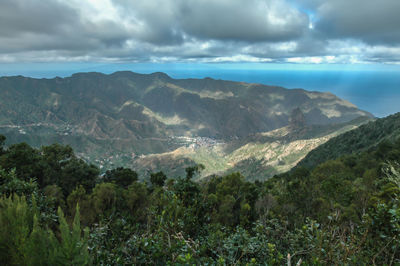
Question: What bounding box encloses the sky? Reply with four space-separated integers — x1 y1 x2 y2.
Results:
0 0 400 118
1 0 400 65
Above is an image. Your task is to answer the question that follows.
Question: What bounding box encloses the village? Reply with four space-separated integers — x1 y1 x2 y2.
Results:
169 136 223 149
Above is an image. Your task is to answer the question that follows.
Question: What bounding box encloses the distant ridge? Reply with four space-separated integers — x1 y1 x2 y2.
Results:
0 71 373 179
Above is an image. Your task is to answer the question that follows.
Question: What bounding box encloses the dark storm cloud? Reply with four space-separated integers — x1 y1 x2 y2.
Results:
0 0 78 37
111 0 309 43
0 0 399 63
311 0 400 45
177 0 309 42
0 0 133 54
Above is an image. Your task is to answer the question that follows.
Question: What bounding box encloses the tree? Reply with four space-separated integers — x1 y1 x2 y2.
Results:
90 183 117 217
104 167 138 188
49 206 91 265
124 181 148 221
0 135 5 155
174 176 200 208
0 167 38 196
40 144 99 195
40 144 75 187
67 185 94 225
215 173 248 226
0 142 42 183
185 164 205 180
44 184 66 210
59 159 99 195
150 171 167 187
0 195 90 265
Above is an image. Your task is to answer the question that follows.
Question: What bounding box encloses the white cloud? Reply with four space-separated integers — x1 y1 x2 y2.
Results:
0 0 399 64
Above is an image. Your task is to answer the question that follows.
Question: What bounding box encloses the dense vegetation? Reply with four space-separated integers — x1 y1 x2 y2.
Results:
0 114 399 264
298 112 400 169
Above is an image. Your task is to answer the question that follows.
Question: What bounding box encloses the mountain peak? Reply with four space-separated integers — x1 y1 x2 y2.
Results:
150 72 171 80
70 72 105 79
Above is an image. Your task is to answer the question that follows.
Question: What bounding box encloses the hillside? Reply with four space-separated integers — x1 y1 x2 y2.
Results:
0 112 399 264
0 71 373 179
297 112 400 169
131 116 370 180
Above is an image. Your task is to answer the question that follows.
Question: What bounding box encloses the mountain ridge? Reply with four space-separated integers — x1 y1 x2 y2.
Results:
0 71 373 179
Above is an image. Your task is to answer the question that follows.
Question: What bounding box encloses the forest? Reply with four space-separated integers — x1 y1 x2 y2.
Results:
0 113 399 265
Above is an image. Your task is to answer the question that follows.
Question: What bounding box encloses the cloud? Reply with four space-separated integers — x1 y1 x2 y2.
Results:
0 0 399 64
0 0 132 54
177 0 309 42
0 0 78 37
110 0 309 43
312 0 400 45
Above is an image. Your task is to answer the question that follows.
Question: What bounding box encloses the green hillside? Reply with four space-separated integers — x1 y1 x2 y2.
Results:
0 71 372 179
132 116 370 181
0 109 399 264
298 112 400 169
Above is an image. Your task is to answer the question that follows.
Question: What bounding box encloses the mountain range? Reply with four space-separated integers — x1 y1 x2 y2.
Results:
0 71 373 180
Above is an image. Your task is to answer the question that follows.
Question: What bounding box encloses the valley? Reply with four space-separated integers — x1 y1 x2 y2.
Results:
0 71 373 180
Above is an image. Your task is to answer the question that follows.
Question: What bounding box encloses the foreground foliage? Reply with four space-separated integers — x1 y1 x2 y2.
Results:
0 130 399 264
